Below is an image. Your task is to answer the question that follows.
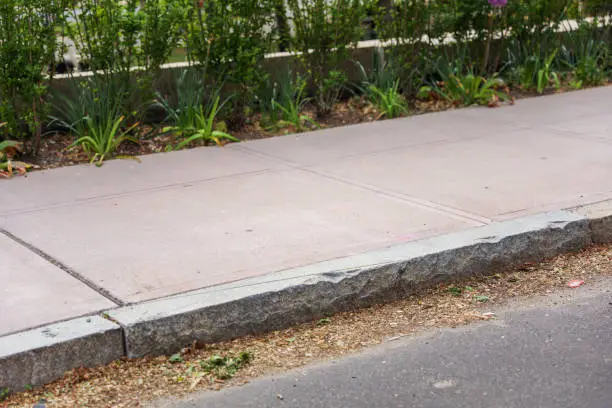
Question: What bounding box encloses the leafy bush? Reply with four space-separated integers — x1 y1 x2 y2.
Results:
373 0 432 95
0 0 64 152
505 47 561 93
0 124 30 178
356 58 408 119
0 0 609 162
287 0 367 116
419 72 509 107
65 0 184 108
268 74 319 133
49 76 128 140
70 115 139 166
560 22 610 86
66 0 141 77
164 96 238 150
183 0 274 126
155 70 222 132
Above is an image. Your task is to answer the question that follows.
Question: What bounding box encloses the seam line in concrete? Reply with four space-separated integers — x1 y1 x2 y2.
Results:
0 228 124 306
0 167 281 218
3 204 610 390
300 168 493 224
234 145 493 225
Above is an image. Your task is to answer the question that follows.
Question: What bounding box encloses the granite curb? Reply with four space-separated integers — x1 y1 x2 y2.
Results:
2 203 611 391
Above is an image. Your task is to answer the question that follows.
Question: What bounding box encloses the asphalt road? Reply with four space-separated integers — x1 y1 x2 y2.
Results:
156 280 612 408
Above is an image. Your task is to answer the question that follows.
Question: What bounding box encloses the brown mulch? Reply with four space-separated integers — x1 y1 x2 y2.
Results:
3 244 611 408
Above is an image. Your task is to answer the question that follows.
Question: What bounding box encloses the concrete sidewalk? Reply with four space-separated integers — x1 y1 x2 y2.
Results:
2 86 612 335
1 87 611 387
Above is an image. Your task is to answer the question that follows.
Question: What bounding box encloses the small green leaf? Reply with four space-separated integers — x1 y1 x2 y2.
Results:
474 295 489 303
169 353 184 363
317 317 332 326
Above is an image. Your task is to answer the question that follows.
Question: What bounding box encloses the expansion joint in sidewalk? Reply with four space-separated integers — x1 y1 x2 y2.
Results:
0 228 124 306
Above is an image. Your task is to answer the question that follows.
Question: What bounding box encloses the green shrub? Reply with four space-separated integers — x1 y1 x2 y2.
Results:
164 96 238 150
66 0 183 108
0 0 64 153
287 0 368 116
356 57 408 119
155 69 224 133
49 76 127 140
374 0 433 95
69 115 139 166
271 76 319 132
66 0 142 77
183 0 274 127
419 59 510 106
560 21 610 86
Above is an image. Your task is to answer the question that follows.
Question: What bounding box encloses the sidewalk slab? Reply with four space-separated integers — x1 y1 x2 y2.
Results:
0 145 285 217
309 127 612 220
3 168 481 304
460 86 612 129
0 87 610 378
0 234 116 337
108 210 591 358
0 316 123 392
232 107 526 166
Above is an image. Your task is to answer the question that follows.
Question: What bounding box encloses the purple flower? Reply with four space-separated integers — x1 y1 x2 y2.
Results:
488 0 507 7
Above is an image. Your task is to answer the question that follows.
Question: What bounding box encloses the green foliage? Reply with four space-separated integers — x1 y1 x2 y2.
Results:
139 0 186 74
164 96 238 150
69 115 139 166
269 75 319 133
168 353 184 364
66 0 141 76
419 73 508 106
365 82 408 119
287 0 367 116
507 49 560 93
0 0 610 157
374 0 436 95
0 139 22 175
504 43 562 93
49 76 128 140
418 49 509 106
0 0 64 151
183 0 274 124
560 22 610 86
0 387 9 402
66 0 183 106
536 50 561 93
155 69 222 132
200 352 252 380
448 286 462 296
356 56 408 119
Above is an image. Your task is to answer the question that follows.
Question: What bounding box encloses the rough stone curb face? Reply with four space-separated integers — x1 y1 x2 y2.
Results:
107 210 593 358
3 206 611 391
571 200 612 244
0 316 123 392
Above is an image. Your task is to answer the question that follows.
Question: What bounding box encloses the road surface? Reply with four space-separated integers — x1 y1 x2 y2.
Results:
156 279 612 408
